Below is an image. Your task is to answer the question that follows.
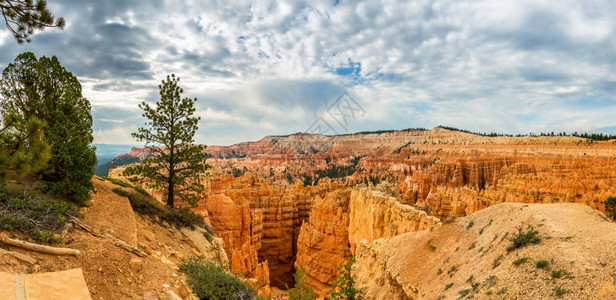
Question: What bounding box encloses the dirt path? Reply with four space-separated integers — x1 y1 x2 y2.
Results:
83 178 138 245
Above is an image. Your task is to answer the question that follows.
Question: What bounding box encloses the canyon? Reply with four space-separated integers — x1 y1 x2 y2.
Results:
107 127 616 297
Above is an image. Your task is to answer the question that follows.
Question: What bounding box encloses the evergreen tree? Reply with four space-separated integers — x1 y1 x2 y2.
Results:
288 266 316 300
123 74 210 208
605 197 616 221
0 0 65 43
0 52 96 204
0 110 50 184
327 257 362 300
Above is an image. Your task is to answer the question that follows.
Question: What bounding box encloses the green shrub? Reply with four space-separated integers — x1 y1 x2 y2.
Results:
551 270 563 278
203 231 214 243
447 265 457 277
495 287 507 295
507 225 541 252
111 188 130 197
466 275 474 284
554 286 569 298
112 187 205 229
466 220 475 230
605 197 616 221
444 283 454 290
179 257 257 299
0 189 76 243
536 260 549 269
512 257 529 266
458 289 470 297
102 176 132 188
468 242 476 250
492 254 503 269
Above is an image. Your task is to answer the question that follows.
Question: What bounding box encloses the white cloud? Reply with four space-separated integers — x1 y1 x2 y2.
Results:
2 0 615 145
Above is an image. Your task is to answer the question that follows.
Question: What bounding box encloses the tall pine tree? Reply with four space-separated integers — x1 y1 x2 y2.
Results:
0 52 96 204
123 74 210 208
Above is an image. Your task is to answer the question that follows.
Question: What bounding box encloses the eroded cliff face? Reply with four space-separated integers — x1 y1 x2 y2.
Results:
206 174 344 288
107 128 616 293
348 188 442 255
295 190 352 296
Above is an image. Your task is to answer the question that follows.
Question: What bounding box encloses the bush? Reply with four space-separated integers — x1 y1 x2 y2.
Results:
554 286 569 298
551 270 563 279
512 257 529 266
605 197 616 221
536 260 549 269
466 220 475 230
492 254 503 269
0 188 76 243
507 225 541 252
179 257 257 300
111 187 205 229
102 176 132 188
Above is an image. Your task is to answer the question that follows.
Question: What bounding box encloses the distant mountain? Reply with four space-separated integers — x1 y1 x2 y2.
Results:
93 144 140 176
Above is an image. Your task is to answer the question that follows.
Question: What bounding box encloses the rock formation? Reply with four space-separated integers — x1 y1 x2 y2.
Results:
295 190 352 296
348 188 442 255
106 127 616 293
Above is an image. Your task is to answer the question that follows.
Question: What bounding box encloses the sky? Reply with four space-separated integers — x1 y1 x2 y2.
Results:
1 0 615 145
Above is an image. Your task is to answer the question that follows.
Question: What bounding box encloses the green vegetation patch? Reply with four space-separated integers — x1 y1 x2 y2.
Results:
0 187 76 244
507 225 541 252
536 260 550 269
512 257 529 266
179 257 257 300
111 187 206 230
551 270 563 279
554 286 569 298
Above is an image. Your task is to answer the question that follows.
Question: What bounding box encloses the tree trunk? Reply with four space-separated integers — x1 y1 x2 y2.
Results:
167 175 174 208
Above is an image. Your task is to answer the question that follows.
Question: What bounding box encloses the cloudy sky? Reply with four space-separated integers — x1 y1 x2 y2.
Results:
1 0 615 145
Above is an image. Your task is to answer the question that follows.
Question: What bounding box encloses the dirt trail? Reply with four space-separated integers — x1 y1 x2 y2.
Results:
84 178 138 245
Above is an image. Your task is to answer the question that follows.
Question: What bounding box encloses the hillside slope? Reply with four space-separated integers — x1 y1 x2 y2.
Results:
0 178 228 299
354 203 616 299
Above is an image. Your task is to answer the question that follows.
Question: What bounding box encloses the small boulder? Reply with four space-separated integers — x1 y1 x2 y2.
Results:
129 258 144 272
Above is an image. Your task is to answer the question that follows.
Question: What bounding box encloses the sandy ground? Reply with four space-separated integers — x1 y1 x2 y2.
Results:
355 202 616 299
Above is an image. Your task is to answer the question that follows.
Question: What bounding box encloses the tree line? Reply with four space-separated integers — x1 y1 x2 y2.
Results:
439 126 616 141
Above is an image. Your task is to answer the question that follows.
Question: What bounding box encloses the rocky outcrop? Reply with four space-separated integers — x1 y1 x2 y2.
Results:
201 177 270 291
353 203 616 299
348 188 442 254
295 190 352 296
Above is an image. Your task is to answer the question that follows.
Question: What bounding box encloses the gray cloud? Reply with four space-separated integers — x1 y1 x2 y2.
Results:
0 0 615 145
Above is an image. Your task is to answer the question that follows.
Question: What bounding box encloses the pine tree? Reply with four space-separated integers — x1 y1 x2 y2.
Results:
0 110 50 184
327 257 362 300
0 0 65 43
605 197 616 221
288 266 316 300
0 52 96 204
123 74 210 208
